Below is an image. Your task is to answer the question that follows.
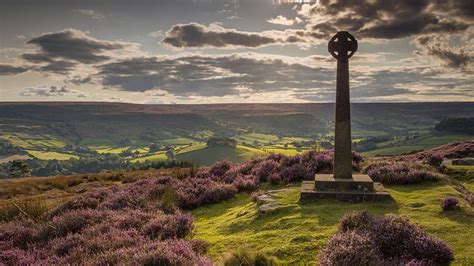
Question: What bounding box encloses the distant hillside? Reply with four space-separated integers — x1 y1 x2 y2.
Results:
0 102 472 171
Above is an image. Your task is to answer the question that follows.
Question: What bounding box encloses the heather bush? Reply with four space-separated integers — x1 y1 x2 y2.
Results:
364 161 440 184
197 150 362 187
424 154 444 167
143 214 193 240
0 176 214 265
0 222 38 249
318 231 382 266
440 197 460 211
319 212 454 265
175 178 237 209
253 159 280 182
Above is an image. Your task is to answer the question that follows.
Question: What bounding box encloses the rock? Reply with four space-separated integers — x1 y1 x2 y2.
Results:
255 194 278 205
267 188 290 195
258 203 281 216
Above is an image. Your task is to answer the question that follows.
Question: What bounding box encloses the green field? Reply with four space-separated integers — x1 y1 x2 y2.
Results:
26 139 66 149
193 182 474 265
131 152 167 163
27 150 79 160
96 146 130 154
175 145 266 166
162 138 195 145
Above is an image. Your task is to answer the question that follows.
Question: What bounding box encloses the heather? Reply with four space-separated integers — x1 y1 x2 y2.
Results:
319 212 454 265
440 197 460 211
364 161 441 184
0 178 214 265
196 150 362 188
2 149 471 264
398 140 474 162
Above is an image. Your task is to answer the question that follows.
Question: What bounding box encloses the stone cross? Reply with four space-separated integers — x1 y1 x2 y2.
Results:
328 31 358 179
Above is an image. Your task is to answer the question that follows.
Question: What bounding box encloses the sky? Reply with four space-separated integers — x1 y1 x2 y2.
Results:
0 0 473 104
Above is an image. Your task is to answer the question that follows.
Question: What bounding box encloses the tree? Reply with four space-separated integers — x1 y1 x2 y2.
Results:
166 150 175 160
8 160 30 178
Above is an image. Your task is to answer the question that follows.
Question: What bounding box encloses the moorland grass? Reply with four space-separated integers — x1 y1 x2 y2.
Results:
364 133 473 157
192 182 474 265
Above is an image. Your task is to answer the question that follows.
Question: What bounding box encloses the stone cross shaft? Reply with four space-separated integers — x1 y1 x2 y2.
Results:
328 31 358 179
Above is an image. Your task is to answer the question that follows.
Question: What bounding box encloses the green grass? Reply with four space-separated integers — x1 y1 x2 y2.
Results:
235 133 280 145
175 143 207 154
364 133 473 157
162 138 194 145
27 150 79 160
131 147 150 154
192 182 474 265
1 133 34 149
175 145 265 166
27 139 66 149
264 148 301 156
131 152 167 163
96 146 130 154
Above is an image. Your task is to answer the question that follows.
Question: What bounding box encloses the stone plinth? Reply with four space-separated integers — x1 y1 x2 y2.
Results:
300 174 391 202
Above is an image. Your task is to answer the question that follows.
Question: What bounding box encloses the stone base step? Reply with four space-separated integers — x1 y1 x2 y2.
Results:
300 180 392 203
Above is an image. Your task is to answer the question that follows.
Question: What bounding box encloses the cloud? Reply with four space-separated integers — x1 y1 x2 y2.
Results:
95 51 473 102
23 29 125 64
304 0 471 40
148 30 163 39
162 23 283 48
0 64 29 75
20 85 71 97
97 53 334 97
267 15 299 26
67 76 92 85
75 9 105 20
413 35 473 70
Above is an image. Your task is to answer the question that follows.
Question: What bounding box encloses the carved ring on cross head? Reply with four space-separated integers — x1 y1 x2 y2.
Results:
328 31 358 60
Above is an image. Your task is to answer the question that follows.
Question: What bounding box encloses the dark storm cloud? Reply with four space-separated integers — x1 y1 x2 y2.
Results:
162 23 282 48
37 60 78 74
97 54 334 96
309 0 471 40
18 28 135 75
24 28 124 64
0 64 29 75
359 15 468 39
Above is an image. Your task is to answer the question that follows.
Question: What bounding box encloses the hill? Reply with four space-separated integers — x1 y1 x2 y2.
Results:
0 102 472 177
0 142 473 264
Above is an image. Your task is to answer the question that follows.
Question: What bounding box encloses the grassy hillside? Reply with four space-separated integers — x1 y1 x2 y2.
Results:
193 182 474 264
175 145 266 166
364 133 473 157
1 142 473 264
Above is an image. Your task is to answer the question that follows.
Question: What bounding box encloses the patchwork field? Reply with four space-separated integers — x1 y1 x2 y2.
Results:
0 103 472 176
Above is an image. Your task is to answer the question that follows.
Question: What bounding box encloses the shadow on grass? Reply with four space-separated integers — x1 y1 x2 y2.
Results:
386 181 446 193
440 208 474 225
298 199 400 226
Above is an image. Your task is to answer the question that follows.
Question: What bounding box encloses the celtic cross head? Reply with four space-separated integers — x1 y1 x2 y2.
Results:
328 31 358 60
